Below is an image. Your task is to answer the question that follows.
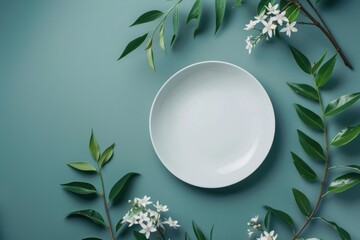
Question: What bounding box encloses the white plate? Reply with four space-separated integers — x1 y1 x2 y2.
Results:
149 61 275 188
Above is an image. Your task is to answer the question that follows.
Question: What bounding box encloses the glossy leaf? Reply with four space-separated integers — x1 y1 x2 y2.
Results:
264 209 271 229
327 172 360 194
192 221 207 240
67 162 97 172
185 233 191 240
264 206 295 231
324 93 360 116
312 51 327 74
292 188 311 216
286 5 300 22
82 238 102 240
133 231 147 240
100 143 115 166
289 46 311 74
294 104 324 130
61 182 97 195
316 54 337 88
318 217 351 240
297 130 325 161
257 0 274 14
287 82 319 101
158 24 166 51
210 225 214 240
331 125 360 147
115 218 123 232
186 0 202 37
109 172 139 202
146 47 155 71
130 10 163 26
215 0 226 34
118 33 148 60
291 152 317 181
331 165 360 173
279 0 290 10
89 130 100 161
68 209 105 226
171 6 179 45
232 0 243 8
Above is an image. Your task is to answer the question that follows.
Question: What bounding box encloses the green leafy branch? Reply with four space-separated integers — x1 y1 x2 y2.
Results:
261 46 360 240
61 130 139 240
118 0 242 70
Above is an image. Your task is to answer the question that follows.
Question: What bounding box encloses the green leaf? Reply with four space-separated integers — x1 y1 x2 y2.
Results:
279 0 290 10
294 104 324 130
232 0 243 8
264 209 272 229
82 238 102 240
89 130 100 162
185 233 191 240
318 217 351 240
331 165 360 173
133 231 147 240
297 130 325 161
186 0 202 37
146 47 155 71
130 10 163 27
61 182 97 195
109 172 139 202
316 54 337 87
118 33 148 60
324 92 360 116
171 6 179 45
68 209 105 226
291 152 317 181
215 0 226 34
192 221 207 240
257 0 274 14
287 82 319 101
67 162 97 172
312 51 327 74
115 218 123 233
327 172 360 194
286 5 301 22
289 46 312 74
210 225 214 240
159 24 166 52
100 143 115 166
264 206 295 231
331 124 360 147
292 188 311 216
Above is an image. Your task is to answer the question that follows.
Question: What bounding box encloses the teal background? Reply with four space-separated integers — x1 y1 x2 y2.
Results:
1 0 359 239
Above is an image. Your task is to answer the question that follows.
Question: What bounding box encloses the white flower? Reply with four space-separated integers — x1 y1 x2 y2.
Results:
127 216 138 227
139 222 157 239
247 229 254 237
251 215 259 223
262 20 277 38
163 217 180 229
271 11 288 25
137 195 152 207
255 11 267 22
148 209 160 220
280 21 298 37
244 20 258 30
257 230 278 240
245 36 254 54
135 211 150 223
266 3 279 15
121 212 131 224
154 201 169 212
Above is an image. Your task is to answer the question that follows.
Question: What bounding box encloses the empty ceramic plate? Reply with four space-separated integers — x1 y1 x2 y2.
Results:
149 61 275 188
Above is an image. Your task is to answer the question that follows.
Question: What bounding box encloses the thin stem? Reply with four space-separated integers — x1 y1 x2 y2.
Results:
98 167 115 240
291 85 329 240
297 21 315 25
293 0 353 69
157 227 166 240
305 0 331 32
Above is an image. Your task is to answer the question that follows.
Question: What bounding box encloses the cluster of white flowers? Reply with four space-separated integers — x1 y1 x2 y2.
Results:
244 3 298 54
122 195 180 239
247 215 278 240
